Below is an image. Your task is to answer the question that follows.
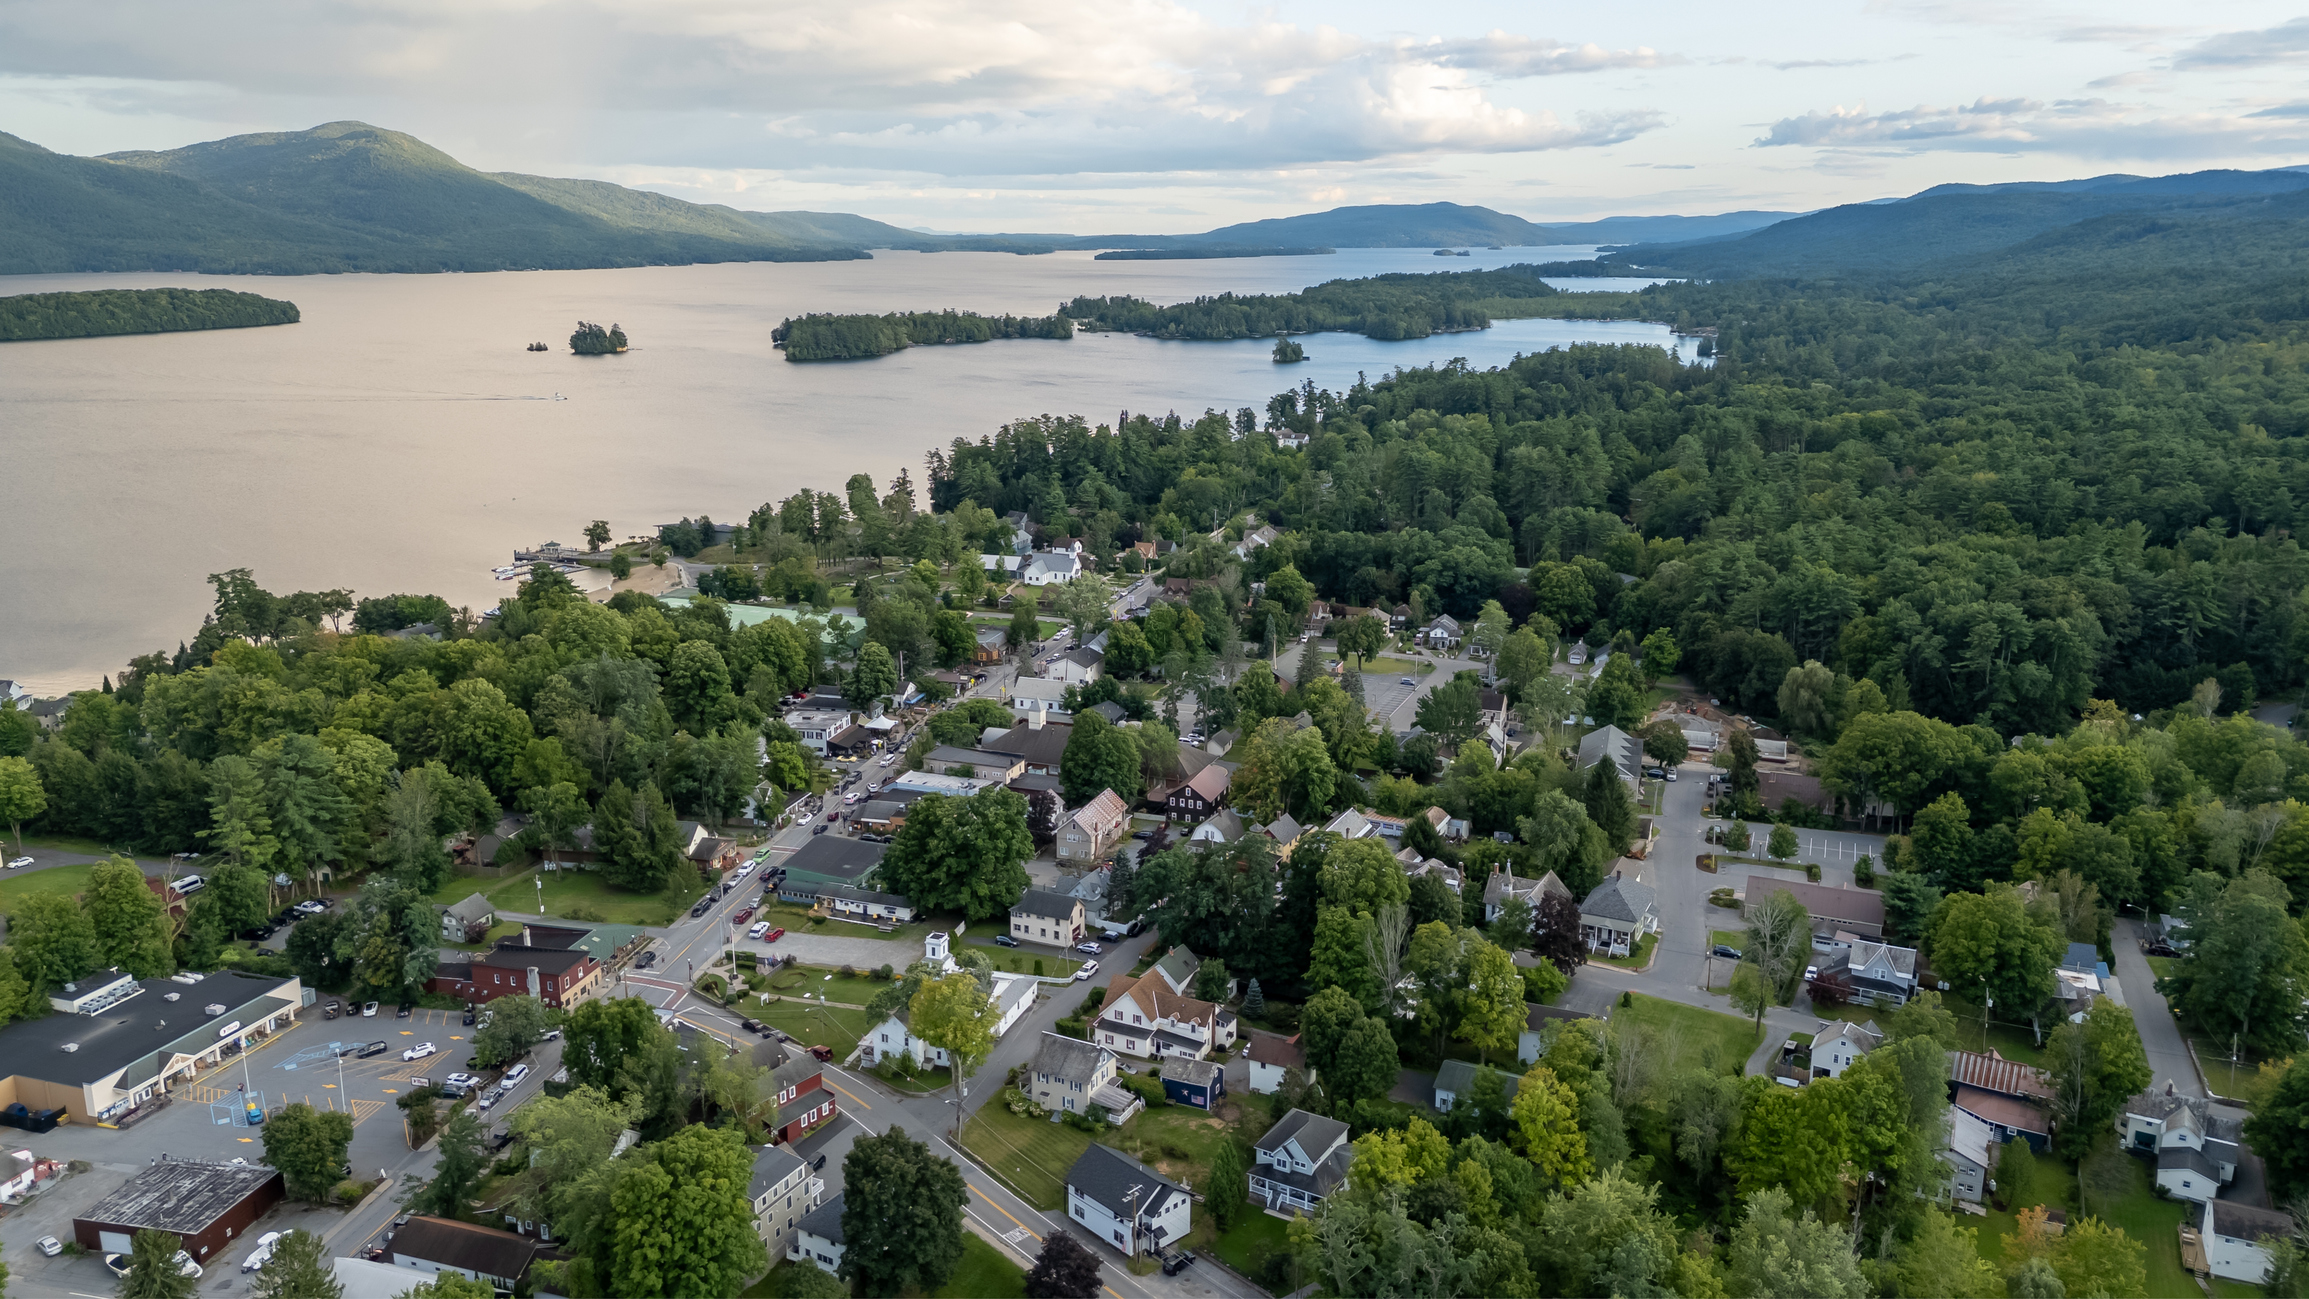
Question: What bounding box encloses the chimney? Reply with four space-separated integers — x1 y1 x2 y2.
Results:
1029 703 1045 731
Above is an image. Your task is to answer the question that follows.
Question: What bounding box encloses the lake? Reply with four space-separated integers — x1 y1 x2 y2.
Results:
0 245 1696 691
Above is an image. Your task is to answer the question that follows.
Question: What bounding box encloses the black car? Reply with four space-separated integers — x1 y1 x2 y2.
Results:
993 934 1020 948
636 951 658 969
1161 1250 1197 1276
396 1004 413 1019
1711 944 1743 960
741 1018 763 1033
240 924 276 941
357 1041 389 1058
809 1153 827 1172
462 1011 476 1026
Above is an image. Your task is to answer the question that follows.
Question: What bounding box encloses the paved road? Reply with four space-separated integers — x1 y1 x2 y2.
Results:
2111 917 2203 1098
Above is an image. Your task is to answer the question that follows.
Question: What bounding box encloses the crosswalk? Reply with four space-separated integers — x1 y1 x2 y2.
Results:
181 1083 236 1105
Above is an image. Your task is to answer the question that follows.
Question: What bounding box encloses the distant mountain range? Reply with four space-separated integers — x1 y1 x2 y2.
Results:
1596 166 2309 279
0 120 1806 277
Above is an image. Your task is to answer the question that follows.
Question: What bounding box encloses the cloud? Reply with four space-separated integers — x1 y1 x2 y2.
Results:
2173 17 2309 69
1753 96 2309 159
0 0 1673 174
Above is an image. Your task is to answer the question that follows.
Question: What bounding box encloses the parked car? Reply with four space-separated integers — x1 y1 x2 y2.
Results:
5 857 32 870
240 1231 283 1273
396 1003 413 1019
102 1255 134 1280
812 824 828 836
807 1044 834 1062
1130 830 1152 840
763 927 786 942
323 1001 342 1020
1399 676 1416 686
748 921 771 940
1712 944 1743 960
1073 959 1100 981
809 1153 827 1171
174 874 206 893
403 1042 438 1062
362 1001 379 1017
461 1010 475 1026
993 934 1020 948
1074 941 1103 955
35 1236 61 1257
734 907 755 925
741 1018 763 1033
502 1063 530 1086
1162 1250 1198 1277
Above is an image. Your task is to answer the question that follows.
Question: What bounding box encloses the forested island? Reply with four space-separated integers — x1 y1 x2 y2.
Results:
0 287 299 342
773 309 1073 361
1093 246 1335 261
569 321 627 354
1059 263 1566 341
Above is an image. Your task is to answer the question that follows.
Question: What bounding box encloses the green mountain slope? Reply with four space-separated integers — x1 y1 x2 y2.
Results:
1188 202 1551 248
2 121 870 274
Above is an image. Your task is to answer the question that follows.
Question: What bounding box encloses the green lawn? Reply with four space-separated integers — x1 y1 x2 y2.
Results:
1590 932 1659 970
751 1002 878 1058
0 863 96 910
425 864 707 928
759 965 898 1007
2145 955 2178 981
934 1233 1029 1299
1366 655 1435 677
1108 1100 1272 1191
1968 1141 2200 1299
960 1101 1095 1210
1200 1209 1294 1282
958 940 1082 979
1708 929 1745 953
1615 994 1759 1076
1943 996 2049 1066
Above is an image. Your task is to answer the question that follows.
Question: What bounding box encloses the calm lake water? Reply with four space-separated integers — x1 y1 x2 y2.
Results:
0 245 1695 691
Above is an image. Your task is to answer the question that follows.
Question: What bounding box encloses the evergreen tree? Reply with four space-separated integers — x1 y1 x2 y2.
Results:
1582 760 1635 851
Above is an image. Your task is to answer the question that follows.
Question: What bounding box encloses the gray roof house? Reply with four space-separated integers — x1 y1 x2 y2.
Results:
1578 874 1659 957
1027 1032 1141 1122
788 1194 845 1273
1067 1145 1192 1257
1483 868 1569 924
1433 1059 1522 1112
1576 725 1644 785
440 894 496 943
1251 1108 1354 1214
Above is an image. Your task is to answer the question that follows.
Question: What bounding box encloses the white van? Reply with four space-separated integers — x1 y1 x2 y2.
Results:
175 874 207 894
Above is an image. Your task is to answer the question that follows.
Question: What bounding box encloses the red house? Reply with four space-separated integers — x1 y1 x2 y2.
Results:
427 924 607 1008
760 1042 838 1145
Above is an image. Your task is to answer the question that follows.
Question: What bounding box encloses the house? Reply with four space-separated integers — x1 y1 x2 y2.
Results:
1953 1084 2053 1153
785 708 855 756
1067 1145 1194 1258
1420 615 1462 650
973 627 1009 664
440 894 496 943
1808 937 1919 1007
1403 854 1462 892
1092 949 1237 1061
986 714 1073 774
1575 725 1644 785
2207 1200 2296 1284
1048 646 1105 685
1485 868 1570 924
757 1040 839 1145
1011 889 1088 947
789 1194 845 1273
1250 1109 1355 1214
1057 790 1131 863
750 1144 824 1261
1020 550 1085 586
1757 770 1833 816
1027 1033 1142 1122
1950 1049 2055 1105
1161 1057 1225 1110
863 974 1037 1069
1567 641 1589 666
1518 1003 1600 1064
1321 807 1381 840
982 553 1026 579
426 923 608 1009
1006 679 1073 723
0 1149 59 1203
2120 1087 2245 1203
1811 1020 1883 1078
1229 524 1281 559
925 746 1028 782
1163 765 1231 822
1433 1059 1521 1112
73 1159 284 1262
1254 814 1305 857
1579 874 1659 956
1191 809 1245 845
387 1217 539 1291
1246 1031 1307 1095
1944 1108 1997 1204
1767 881 1887 942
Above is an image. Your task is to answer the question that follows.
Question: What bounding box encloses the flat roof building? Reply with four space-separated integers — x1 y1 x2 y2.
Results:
0 970 301 1125
74 1159 284 1262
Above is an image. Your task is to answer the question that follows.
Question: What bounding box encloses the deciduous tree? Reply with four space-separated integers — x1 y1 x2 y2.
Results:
841 1126 969 1297
1025 1231 1105 1299
262 1102 355 1203
876 787 1033 920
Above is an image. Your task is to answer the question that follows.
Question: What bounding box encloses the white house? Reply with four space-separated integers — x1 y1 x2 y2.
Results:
2119 1087 2244 1203
980 553 1025 578
860 972 1037 1068
1245 1032 1307 1095
789 1195 845 1273
1250 1109 1354 1214
750 1144 824 1261
1578 874 1660 956
2207 1199 2296 1284
1067 1144 1192 1258
1048 646 1105 685
1811 1020 1884 1078
1092 947 1236 1061
1057 789 1130 863
1485 868 1569 924
1190 809 1245 845
1021 550 1084 586
1420 615 1462 650
1943 1108 1997 1204
1027 1032 1142 1123
785 709 855 757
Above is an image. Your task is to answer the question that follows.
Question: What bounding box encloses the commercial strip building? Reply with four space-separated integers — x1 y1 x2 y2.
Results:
0 969 302 1125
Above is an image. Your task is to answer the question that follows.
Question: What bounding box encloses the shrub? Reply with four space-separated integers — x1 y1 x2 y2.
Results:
1805 863 1822 882
1034 959 1046 977
839 964 859 978
1619 990 1633 1008
564 904 606 923
1854 855 1876 887
876 964 894 980
329 1178 369 1204
1708 888 1738 908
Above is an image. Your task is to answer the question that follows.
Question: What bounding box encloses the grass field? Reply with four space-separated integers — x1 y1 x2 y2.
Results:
425 864 708 928
1968 1140 2202 1299
1200 1210 1294 1281
1615 994 1760 1076
752 1002 877 1058
934 1233 1029 1299
0 863 96 910
957 939 1082 979
961 1102 1093 1210
2145 955 2178 981
762 965 897 1007
1590 932 1659 970
1365 655 1436 678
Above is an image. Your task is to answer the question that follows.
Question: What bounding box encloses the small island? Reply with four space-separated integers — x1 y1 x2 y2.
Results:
1273 335 1305 363
570 321 628 354
773 309 1072 362
0 287 299 343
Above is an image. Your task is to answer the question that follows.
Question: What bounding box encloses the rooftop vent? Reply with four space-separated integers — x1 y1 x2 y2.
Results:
59 983 76 994
60 1043 77 1053
203 1003 227 1017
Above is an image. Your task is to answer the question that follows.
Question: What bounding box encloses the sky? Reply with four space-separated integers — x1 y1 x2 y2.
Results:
3 0 2307 233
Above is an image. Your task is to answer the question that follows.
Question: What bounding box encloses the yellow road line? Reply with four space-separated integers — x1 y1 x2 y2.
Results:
821 1075 871 1111
969 1185 1040 1242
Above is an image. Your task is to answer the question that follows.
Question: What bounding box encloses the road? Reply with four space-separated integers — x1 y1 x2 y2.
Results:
2112 917 2202 1098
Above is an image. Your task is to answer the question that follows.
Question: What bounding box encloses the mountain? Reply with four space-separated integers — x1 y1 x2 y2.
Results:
1537 211 1798 246
1183 202 1552 248
1599 166 2309 279
2 121 875 275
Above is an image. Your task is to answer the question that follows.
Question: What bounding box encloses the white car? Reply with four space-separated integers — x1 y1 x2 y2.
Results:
5 857 30 870
242 1231 282 1272
174 874 206 893
734 864 754 880
1073 959 1100 982
362 1001 379 1017
749 921 771 940
502 1063 531 1086
402 1041 438 1062
35 1235 61 1257
172 1251 204 1279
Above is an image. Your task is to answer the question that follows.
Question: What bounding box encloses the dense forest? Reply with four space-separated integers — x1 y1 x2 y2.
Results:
0 287 299 342
16 212 2309 1295
772 309 1074 361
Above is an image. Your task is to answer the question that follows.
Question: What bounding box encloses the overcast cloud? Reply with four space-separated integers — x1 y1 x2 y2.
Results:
1 0 2305 230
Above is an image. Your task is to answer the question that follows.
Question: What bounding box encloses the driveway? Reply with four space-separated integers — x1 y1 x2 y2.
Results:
2112 917 2202 1097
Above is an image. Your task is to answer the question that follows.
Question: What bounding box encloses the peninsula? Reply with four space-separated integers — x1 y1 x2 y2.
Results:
0 287 299 342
